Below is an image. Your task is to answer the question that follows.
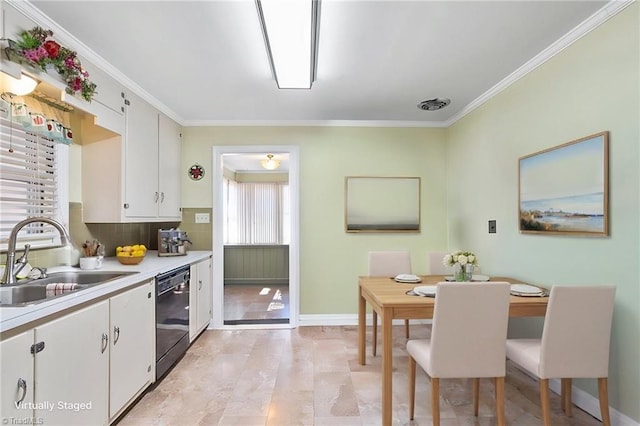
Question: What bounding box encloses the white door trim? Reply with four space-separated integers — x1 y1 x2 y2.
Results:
211 145 300 329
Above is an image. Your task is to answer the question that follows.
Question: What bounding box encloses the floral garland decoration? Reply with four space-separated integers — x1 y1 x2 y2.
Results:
5 26 97 102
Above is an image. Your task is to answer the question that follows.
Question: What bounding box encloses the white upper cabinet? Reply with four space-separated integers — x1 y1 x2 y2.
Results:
158 112 182 218
82 93 182 223
123 91 161 218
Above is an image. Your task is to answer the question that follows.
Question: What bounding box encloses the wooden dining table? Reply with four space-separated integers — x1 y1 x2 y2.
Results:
358 275 549 426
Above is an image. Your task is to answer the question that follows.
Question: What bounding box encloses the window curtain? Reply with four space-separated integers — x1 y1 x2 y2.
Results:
224 179 289 245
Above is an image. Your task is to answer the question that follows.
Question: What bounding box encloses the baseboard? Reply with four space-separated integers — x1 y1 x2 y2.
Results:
547 378 638 426
297 314 638 426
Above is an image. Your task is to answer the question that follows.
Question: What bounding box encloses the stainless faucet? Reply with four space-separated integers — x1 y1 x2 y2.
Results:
1 217 72 285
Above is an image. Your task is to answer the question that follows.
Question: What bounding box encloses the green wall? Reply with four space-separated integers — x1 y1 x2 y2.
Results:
182 126 449 314
446 5 639 421
178 5 639 421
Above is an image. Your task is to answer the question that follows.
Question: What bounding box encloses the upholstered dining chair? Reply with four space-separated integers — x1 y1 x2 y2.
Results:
368 251 412 356
506 285 616 426
428 251 450 275
407 282 511 426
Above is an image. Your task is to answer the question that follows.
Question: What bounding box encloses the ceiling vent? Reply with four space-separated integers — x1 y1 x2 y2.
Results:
417 98 450 111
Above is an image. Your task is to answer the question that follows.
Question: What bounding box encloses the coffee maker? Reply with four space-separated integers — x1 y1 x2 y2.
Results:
157 228 191 256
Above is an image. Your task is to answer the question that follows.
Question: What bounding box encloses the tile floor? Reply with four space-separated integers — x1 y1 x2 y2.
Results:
118 325 603 426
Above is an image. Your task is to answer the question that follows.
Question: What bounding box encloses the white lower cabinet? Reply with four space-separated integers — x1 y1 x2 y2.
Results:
0 281 154 425
0 330 34 420
189 257 212 341
109 281 154 421
34 301 110 425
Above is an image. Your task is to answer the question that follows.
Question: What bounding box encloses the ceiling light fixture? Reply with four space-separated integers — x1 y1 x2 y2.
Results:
256 0 320 89
261 154 280 170
0 72 38 97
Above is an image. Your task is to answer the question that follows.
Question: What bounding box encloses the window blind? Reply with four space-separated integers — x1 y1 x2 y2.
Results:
224 179 290 245
0 117 63 248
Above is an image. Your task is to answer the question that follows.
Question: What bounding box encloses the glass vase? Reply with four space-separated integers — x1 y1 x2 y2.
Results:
453 263 465 281
453 263 474 281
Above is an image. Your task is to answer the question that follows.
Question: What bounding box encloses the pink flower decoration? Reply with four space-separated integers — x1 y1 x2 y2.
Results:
72 77 82 91
23 49 41 61
36 46 49 58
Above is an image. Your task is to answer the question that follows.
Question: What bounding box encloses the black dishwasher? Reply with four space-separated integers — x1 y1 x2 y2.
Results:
155 265 190 380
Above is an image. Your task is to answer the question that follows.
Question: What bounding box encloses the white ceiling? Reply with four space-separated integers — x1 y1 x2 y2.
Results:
223 153 290 172
27 0 610 127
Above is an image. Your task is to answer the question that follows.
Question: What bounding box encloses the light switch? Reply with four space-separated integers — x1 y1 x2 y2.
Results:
195 213 210 224
488 220 497 234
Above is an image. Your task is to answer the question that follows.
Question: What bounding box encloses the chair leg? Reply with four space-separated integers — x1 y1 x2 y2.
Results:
372 311 378 357
405 319 410 338
409 356 416 420
539 378 552 426
472 378 480 416
561 378 572 416
495 377 506 426
431 377 440 426
598 377 612 426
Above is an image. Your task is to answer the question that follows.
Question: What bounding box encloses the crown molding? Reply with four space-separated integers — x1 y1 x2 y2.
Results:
9 0 634 129
6 0 184 124
444 0 636 127
182 119 447 128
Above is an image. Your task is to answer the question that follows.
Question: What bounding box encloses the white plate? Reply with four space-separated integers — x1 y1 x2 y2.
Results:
394 274 421 283
510 283 545 296
413 285 437 297
472 274 490 282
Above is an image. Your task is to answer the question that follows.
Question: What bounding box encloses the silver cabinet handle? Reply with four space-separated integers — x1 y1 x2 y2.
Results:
16 378 27 404
114 326 120 345
160 192 165 203
101 333 109 353
154 192 159 203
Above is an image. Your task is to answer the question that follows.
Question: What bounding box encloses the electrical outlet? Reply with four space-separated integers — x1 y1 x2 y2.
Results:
488 220 497 234
195 213 210 224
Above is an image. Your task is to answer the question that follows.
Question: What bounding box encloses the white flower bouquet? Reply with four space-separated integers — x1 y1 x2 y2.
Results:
443 250 478 281
442 250 478 267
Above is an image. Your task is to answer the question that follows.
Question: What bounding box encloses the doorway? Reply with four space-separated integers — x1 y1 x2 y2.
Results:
211 146 299 329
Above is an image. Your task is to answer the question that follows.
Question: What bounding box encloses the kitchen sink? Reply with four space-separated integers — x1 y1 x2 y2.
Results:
0 271 138 307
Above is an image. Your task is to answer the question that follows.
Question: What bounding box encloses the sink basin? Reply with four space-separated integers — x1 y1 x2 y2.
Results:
0 271 137 307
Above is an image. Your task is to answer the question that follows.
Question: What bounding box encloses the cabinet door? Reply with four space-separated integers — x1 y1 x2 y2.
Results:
158 113 182 219
0 331 34 419
197 258 212 332
34 301 109 425
109 282 154 419
124 91 159 218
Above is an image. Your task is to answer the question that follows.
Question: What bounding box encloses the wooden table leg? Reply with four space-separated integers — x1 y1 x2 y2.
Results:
381 307 393 426
358 286 366 365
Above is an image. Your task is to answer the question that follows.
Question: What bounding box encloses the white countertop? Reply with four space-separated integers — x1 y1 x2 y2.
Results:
0 250 212 334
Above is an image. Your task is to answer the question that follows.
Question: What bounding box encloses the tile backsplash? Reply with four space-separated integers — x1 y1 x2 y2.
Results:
16 204 212 268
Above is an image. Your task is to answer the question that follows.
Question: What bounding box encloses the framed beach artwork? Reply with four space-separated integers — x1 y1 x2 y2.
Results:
518 131 609 236
345 176 421 232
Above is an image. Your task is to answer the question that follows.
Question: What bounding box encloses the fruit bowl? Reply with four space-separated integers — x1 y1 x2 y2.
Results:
116 255 145 265
116 244 147 265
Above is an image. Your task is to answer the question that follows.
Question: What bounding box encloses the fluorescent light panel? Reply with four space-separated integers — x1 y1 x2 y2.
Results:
257 0 318 89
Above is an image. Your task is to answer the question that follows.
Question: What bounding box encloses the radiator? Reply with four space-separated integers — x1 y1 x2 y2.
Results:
223 245 289 285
